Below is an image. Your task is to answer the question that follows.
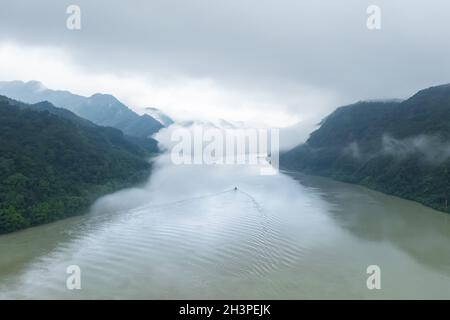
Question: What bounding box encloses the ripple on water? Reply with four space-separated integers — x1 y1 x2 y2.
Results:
1 190 310 299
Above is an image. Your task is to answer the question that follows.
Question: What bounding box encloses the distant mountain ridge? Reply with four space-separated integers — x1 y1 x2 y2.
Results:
0 94 159 154
281 83 450 213
145 107 174 127
0 80 171 138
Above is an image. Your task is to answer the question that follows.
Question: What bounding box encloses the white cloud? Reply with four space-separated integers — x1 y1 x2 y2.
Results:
382 135 450 165
0 41 337 128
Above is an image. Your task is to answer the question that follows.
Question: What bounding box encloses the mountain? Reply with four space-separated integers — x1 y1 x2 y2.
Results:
281 84 450 214
0 80 165 138
0 93 159 154
145 107 174 127
0 95 154 234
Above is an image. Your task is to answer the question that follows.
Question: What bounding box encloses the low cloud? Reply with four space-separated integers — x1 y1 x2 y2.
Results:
344 142 362 160
0 41 337 128
381 135 450 165
343 134 450 165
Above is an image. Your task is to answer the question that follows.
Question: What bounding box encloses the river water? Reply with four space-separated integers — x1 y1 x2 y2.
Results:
0 156 449 299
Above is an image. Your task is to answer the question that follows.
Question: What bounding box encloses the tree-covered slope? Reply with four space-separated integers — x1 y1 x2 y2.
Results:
0 96 153 234
0 80 166 138
281 84 450 213
0 95 160 155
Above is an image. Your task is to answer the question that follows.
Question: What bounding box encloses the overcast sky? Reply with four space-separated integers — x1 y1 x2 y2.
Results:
1 0 450 129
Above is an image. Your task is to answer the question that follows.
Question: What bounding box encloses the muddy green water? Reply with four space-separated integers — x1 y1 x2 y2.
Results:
0 158 449 299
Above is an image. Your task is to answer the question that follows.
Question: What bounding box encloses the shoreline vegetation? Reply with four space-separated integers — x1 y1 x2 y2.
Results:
281 168 450 216
281 163 450 215
281 84 450 215
2 82 450 234
0 96 157 234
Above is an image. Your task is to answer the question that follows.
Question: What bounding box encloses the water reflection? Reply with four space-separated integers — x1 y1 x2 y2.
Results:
288 172 450 274
0 157 449 299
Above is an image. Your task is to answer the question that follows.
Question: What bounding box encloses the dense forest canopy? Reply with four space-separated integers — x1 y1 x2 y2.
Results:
0 96 155 234
281 84 450 214
0 80 167 138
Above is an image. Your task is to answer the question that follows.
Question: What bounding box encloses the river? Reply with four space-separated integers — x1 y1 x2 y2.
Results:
0 155 449 299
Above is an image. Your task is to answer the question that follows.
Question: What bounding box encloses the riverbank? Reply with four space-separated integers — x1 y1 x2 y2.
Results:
1 160 449 299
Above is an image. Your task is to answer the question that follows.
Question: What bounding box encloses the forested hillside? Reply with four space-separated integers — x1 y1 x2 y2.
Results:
281 84 450 213
0 80 168 138
0 96 153 234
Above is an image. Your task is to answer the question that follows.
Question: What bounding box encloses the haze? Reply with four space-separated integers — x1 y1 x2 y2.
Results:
1 0 450 135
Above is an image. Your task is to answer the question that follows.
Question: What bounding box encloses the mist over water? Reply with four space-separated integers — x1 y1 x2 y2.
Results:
0 155 449 299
